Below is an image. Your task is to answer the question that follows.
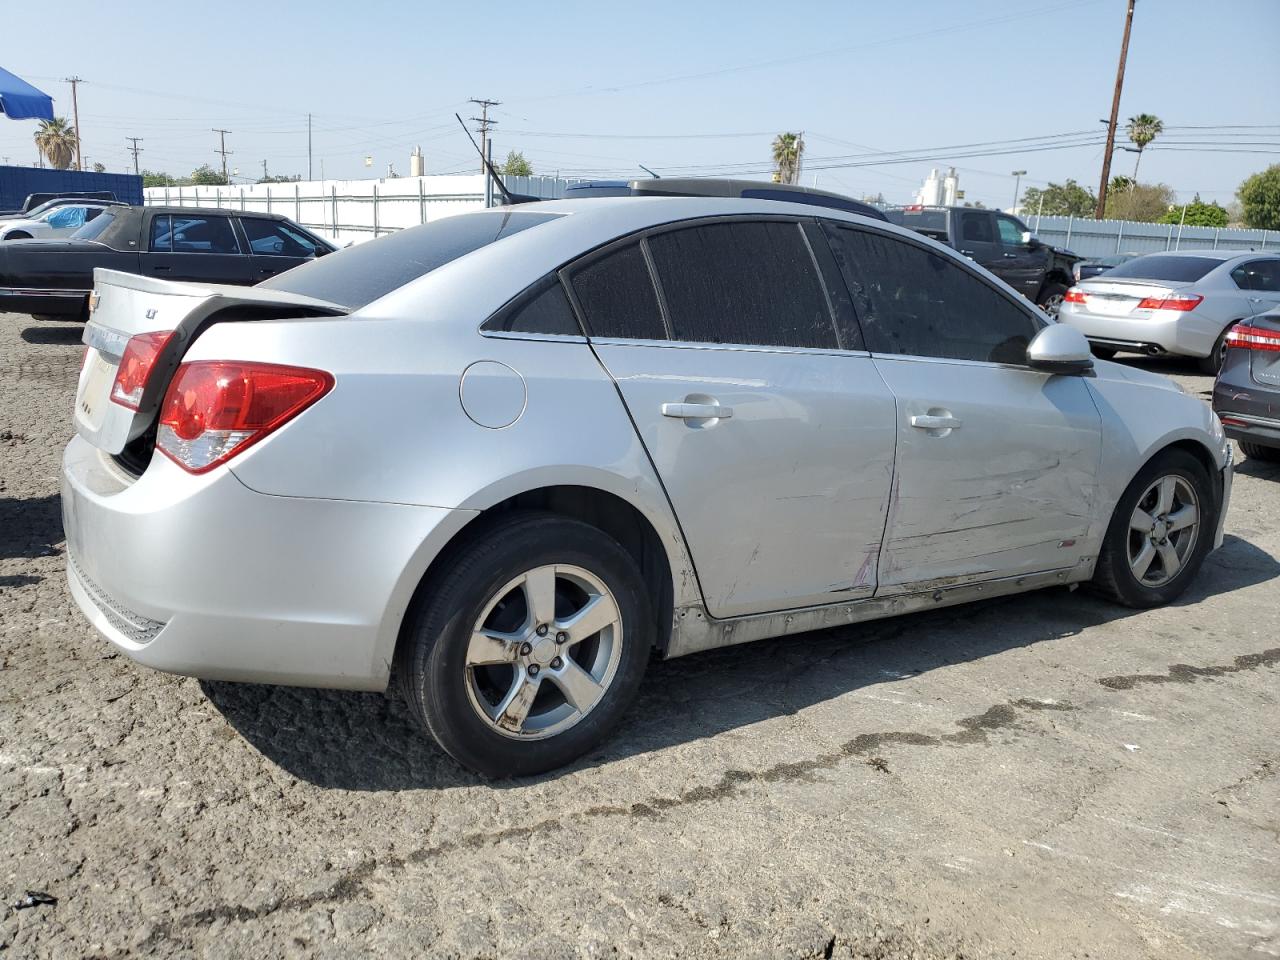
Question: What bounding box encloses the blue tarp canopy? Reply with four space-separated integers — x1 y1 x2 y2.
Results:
0 66 54 121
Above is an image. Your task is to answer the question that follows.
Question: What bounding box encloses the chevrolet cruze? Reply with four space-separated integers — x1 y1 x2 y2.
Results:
63 197 1233 776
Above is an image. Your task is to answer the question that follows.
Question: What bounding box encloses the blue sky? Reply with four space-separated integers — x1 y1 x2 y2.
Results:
2 0 1276 208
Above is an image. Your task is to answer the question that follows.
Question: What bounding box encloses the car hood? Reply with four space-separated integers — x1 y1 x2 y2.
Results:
1090 356 1185 394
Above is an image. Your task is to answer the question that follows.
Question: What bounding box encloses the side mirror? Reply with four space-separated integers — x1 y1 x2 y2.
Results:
1027 324 1094 375
1022 231 1042 248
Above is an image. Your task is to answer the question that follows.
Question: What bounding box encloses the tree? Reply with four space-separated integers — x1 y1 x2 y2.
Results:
771 132 803 185
1237 164 1280 230
91 161 106 173
190 164 228 186
1104 181 1176 222
33 117 77 170
258 174 301 184
1017 179 1096 217
1158 195 1229 228
1125 113 1163 181
500 150 533 177
141 170 180 187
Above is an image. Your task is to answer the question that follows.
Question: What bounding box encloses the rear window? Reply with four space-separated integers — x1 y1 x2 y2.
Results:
1101 255 1221 282
884 209 949 235
71 211 116 242
260 210 562 308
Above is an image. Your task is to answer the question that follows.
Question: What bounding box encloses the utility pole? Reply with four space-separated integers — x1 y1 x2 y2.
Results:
1096 0 1136 220
212 128 233 183
261 159 269 182
1011 170 1027 212
468 98 500 175
307 113 313 181
126 137 143 176
65 76 84 171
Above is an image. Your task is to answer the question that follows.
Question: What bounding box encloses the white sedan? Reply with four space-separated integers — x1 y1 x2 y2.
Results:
0 202 115 241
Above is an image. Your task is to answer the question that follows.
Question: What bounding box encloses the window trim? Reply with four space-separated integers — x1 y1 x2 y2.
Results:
819 219 1047 369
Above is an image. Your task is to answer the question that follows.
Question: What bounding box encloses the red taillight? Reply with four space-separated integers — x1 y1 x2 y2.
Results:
1224 323 1280 353
110 331 175 410
1063 287 1087 304
1135 294 1204 312
156 361 333 474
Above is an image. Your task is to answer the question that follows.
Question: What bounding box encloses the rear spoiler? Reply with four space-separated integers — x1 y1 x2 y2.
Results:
90 268 349 317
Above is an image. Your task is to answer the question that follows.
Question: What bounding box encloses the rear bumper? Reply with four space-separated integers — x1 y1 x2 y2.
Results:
62 434 475 690
0 287 88 317
1058 303 1213 358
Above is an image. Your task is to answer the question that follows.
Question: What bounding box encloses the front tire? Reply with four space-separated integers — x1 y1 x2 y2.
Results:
1090 449 1215 608
397 513 653 777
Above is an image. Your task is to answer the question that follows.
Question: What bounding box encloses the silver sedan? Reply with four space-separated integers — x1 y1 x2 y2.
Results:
1058 250 1280 372
62 197 1232 776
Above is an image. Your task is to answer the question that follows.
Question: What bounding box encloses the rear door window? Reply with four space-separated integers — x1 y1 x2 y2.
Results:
568 242 667 341
260 210 562 308
150 214 240 254
960 212 994 243
823 224 1039 365
1231 259 1280 292
645 219 838 349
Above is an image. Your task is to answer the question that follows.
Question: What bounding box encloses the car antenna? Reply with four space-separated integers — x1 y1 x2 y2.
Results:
454 113 530 205
639 164 660 179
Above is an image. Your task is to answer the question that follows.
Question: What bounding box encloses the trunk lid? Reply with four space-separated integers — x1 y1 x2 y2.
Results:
1075 278 1193 317
75 267 346 455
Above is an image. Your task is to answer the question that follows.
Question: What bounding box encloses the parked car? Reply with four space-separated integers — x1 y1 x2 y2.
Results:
1073 252 1138 282
0 205 335 320
0 189 118 218
63 197 1232 777
1058 251 1280 372
0 195 128 222
1212 307 1280 463
0 201 117 241
885 205 1081 316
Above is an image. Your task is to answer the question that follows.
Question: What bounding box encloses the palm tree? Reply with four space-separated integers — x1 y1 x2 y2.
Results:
34 118 77 170
1125 113 1163 182
771 132 804 185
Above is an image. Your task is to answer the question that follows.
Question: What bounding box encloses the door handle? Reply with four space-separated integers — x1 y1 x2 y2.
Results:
153 265 171 271
662 402 732 420
910 414 962 431
1002 252 1018 258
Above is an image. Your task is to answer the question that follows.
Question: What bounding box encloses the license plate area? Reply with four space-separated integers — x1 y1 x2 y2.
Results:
75 350 119 434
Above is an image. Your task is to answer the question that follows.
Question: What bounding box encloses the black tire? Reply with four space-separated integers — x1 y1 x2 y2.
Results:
1197 329 1230 375
396 512 653 777
1037 282 1069 319
1091 346 1117 360
1240 441 1280 463
1090 448 1216 608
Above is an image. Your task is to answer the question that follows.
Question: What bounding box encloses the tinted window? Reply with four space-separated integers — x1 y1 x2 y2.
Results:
995 215 1025 246
241 217 320 257
72 211 116 241
1103 255 1221 282
569 242 666 341
824 225 1039 364
1231 259 1280 292
960 212 993 243
885 209 948 237
483 277 581 335
646 220 837 349
150 214 239 254
261 211 562 308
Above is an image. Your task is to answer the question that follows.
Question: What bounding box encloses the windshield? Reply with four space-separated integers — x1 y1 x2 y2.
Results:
260 210 563 308
71 211 116 242
1101 255 1221 283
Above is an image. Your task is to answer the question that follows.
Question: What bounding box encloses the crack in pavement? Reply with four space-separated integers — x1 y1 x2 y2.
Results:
127 695 1076 954
1097 647 1280 691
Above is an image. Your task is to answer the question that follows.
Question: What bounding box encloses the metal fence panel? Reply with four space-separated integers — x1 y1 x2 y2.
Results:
1026 214 1278 258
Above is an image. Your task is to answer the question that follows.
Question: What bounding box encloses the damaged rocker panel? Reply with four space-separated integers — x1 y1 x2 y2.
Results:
666 562 1095 658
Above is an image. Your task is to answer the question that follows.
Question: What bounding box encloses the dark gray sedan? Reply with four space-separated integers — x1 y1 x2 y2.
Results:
1213 308 1280 463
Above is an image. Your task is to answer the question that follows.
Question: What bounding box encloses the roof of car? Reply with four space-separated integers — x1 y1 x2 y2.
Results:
1140 250 1269 260
143 205 290 220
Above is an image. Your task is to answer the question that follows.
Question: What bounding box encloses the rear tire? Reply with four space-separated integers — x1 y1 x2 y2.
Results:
1091 346 1117 360
1197 329 1229 375
396 513 653 777
1240 441 1280 463
1090 449 1215 608
1038 282 1069 319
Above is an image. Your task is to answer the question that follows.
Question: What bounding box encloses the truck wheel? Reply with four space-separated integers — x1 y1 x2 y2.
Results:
1038 282 1068 319
1240 441 1280 463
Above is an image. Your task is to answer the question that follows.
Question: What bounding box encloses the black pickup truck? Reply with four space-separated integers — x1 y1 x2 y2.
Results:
0 204 335 320
885 206 1081 317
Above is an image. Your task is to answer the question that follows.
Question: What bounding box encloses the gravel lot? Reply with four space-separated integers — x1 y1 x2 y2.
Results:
1 309 1277 960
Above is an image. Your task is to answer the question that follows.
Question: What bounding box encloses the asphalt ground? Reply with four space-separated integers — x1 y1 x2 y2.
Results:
1 311 1276 959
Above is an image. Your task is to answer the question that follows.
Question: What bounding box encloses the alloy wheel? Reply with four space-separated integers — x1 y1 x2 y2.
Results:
464 564 623 740
1126 475 1200 587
